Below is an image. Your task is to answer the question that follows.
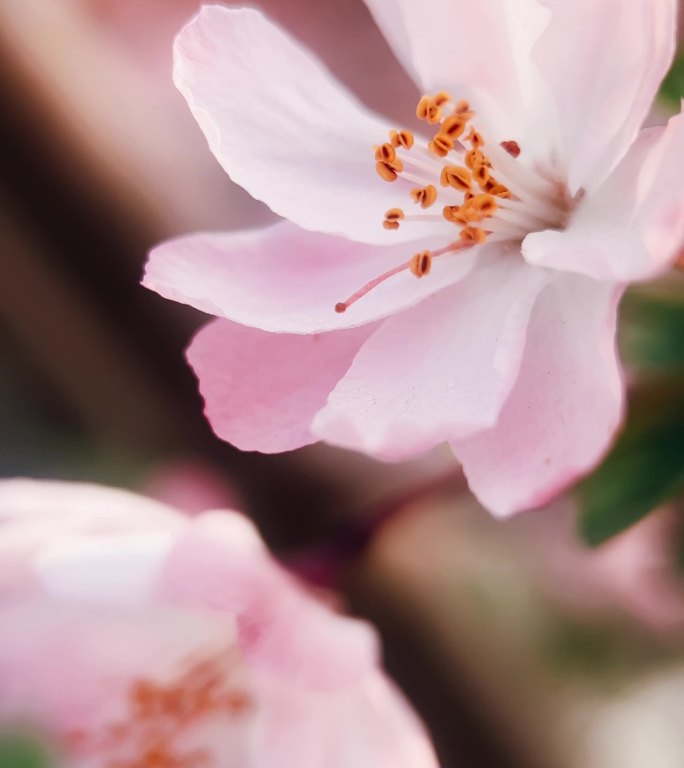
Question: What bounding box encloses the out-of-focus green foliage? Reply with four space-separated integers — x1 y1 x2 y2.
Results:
0 734 49 768
578 382 684 546
579 276 684 545
541 614 674 683
620 288 684 373
660 55 684 107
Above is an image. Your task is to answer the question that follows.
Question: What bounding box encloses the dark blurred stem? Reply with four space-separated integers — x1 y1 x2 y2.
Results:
283 466 464 587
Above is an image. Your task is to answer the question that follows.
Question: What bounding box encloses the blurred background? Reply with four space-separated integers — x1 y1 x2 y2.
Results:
1 1 684 766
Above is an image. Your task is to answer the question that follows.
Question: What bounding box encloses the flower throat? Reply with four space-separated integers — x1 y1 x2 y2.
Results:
335 91 572 314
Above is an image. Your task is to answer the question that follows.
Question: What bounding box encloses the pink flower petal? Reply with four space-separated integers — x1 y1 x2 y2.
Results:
452 274 624 517
0 480 438 766
362 0 550 140
250 672 438 768
144 223 475 333
534 0 676 192
0 480 184 596
522 111 684 282
161 512 380 691
174 5 418 245
312 252 549 460
186 318 377 454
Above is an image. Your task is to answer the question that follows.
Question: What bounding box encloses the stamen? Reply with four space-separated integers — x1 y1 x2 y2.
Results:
455 99 473 116
428 134 454 157
410 250 432 277
416 95 443 125
466 193 498 217
443 205 469 224
460 227 487 244
500 140 521 158
335 241 473 313
375 161 400 182
472 161 490 188
369 90 569 306
383 208 405 229
390 129 414 149
465 149 489 170
410 185 437 209
374 143 397 163
441 115 467 140
440 165 472 192
465 128 484 149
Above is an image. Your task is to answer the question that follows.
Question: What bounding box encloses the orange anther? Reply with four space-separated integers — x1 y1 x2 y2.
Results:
222 691 251 714
466 127 484 149
374 143 396 163
383 207 404 230
460 226 487 244
472 162 490 187
397 129 414 148
465 149 485 170
433 91 452 107
440 165 472 192
410 185 437 209
442 205 469 224
389 129 414 149
375 161 399 182
455 99 471 115
440 115 466 140
410 250 432 277
426 105 442 124
416 94 442 124
384 208 405 222
466 193 498 217
487 181 511 198
416 95 431 120
428 134 454 157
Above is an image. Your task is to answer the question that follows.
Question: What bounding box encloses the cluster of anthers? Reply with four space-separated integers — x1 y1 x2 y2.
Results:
335 91 570 313
66 652 251 768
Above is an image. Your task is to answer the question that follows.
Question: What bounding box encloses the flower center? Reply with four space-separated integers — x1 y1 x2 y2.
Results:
65 649 251 768
335 91 575 313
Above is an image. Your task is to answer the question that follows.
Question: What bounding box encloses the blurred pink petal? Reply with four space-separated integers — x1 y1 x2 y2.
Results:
146 1 682 516
0 479 439 768
519 504 684 632
142 459 242 516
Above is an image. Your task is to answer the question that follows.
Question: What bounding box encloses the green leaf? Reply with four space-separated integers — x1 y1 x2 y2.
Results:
620 284 684 373
578 382 684 546
0 734 49 768
660 55 684 108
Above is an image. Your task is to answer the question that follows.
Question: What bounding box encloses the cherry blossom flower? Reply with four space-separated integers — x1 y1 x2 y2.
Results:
0 479 437 768
144 1 684 516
